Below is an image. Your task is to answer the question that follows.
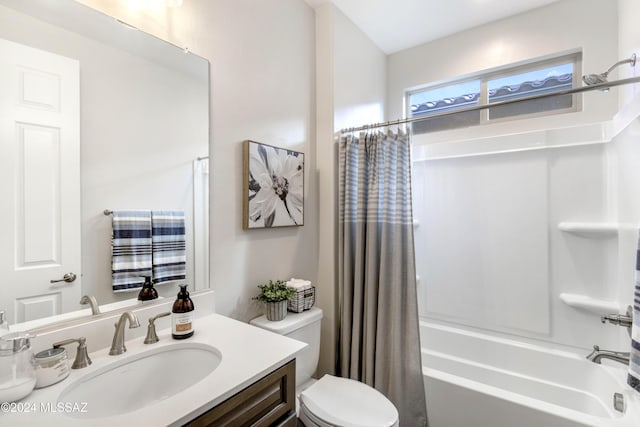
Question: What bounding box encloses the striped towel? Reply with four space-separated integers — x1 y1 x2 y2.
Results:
111 210 152 292
152 210 186 284
629 230 640 393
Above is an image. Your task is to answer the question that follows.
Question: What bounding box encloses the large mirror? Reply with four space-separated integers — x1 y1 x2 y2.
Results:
0 0 210 327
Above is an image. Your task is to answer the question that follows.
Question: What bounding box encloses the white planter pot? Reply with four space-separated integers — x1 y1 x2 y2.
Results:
265 300 288 321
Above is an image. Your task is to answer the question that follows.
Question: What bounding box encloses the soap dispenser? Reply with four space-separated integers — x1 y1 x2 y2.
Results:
137 276 158 303
171 285 194 339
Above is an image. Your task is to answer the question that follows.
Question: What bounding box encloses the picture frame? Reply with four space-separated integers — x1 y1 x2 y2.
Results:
243 140 304 229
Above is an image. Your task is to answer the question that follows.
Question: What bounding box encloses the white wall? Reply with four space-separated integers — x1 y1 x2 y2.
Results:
613 0 640 342
387 0 619 143
314 2 386 375
331 7 386 130
76 0 318 321
611 115 640 341
413 133 627 351
314 3 336 377
0 4 208 307
617 0 640 108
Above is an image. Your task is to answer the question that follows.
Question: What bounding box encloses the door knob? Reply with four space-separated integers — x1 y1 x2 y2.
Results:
50 272 77 284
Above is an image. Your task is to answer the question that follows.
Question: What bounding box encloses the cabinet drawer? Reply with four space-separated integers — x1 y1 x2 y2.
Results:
185 359 296 427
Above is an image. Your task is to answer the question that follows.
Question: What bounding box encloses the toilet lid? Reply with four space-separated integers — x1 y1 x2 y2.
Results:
300 375 398 427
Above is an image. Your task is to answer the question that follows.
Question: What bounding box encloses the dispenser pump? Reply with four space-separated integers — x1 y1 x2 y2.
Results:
171 285 194 339
137 276 158 302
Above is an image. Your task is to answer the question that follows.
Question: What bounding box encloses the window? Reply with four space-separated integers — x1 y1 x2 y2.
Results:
410 80 481 134
406 53 580 134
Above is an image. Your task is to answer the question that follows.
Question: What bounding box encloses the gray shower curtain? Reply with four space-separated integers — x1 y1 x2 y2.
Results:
337 129 428 426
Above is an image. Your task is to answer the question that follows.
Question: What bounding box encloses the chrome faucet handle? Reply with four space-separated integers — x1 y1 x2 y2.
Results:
53 337 92 369
600 306 634 338
585 345 601 362
79 295 101 315
109 311 140 356
601 313 632 327
144 312 171 344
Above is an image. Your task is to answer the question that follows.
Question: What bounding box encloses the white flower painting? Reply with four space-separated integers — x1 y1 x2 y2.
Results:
244 140 304 228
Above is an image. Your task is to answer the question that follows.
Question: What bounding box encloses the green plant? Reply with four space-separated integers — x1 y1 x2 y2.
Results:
253 280 296 303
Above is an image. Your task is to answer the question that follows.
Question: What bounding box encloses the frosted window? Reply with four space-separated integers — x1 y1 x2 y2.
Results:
406 54 579 134
488 62 574 120
408 80 480 133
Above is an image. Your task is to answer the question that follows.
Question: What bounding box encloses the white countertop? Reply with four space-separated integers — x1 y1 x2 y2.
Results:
3 313 306 426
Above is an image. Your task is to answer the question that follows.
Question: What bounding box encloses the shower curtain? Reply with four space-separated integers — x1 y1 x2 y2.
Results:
337 129 428 426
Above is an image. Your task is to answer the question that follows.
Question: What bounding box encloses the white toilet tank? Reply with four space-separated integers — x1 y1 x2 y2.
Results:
250 307 322 388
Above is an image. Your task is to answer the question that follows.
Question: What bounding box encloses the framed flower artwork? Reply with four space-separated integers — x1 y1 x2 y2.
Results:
243 140 304 229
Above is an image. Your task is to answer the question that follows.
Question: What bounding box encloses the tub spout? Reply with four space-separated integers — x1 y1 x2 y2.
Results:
586 345 630 366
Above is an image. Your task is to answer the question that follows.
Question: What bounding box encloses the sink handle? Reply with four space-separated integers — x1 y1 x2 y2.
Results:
144 312 171 344
53 337 92 369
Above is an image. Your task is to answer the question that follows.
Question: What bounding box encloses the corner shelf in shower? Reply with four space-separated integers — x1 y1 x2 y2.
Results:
559 293 620 315
557 222 619 238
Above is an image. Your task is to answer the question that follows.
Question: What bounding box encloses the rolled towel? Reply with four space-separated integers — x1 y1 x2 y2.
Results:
287 278 312 290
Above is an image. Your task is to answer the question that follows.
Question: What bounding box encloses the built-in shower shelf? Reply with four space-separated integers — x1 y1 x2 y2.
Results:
559 293 619 315
557 222 619 237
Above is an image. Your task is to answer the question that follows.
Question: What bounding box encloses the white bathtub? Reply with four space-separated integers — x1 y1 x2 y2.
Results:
421 321 640 427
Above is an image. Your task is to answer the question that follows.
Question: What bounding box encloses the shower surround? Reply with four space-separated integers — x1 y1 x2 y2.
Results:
411 98 640 426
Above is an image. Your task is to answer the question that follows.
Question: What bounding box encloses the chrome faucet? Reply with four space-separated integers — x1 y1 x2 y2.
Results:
586 345 630 366
79 295 101 315
144 312 171 344
601 313 632 328
109 311 140 355
53 337 92 369
600 306 633 337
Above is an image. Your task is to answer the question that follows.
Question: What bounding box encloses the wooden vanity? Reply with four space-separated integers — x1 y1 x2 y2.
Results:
185 360 296 427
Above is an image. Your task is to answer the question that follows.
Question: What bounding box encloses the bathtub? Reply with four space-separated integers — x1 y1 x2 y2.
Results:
421 321 640 427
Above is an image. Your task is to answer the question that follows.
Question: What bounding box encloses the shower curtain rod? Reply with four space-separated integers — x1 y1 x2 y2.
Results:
340 76 640 134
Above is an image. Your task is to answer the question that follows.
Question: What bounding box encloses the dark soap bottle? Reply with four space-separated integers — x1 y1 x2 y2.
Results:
171 285 194 339
137 276 158 302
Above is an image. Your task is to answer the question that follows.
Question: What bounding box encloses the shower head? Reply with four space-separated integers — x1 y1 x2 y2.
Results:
582 53 637 86
582 73 608 85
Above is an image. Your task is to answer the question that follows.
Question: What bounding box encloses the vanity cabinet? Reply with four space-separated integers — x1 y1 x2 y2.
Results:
185 359 296 427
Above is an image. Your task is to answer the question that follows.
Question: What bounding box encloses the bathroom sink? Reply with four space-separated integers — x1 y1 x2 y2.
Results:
58 342 222 419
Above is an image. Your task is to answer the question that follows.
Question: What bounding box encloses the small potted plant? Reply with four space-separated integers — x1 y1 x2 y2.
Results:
253 280 296 321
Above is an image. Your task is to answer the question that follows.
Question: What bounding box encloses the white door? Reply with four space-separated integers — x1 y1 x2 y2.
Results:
0 39 81 324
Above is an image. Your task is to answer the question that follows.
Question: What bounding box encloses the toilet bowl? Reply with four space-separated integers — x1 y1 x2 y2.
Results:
250 307 399 427
299 374 398 427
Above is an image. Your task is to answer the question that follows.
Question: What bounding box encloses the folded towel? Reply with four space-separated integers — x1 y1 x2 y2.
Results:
152 210 186 284
111 210 152 292
629 230 640 393
287 278 312 290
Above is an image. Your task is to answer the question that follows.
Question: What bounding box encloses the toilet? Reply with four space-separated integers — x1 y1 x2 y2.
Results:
250 307 399 427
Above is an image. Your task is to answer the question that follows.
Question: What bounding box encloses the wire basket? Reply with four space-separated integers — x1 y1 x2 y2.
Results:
287 286 315 313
